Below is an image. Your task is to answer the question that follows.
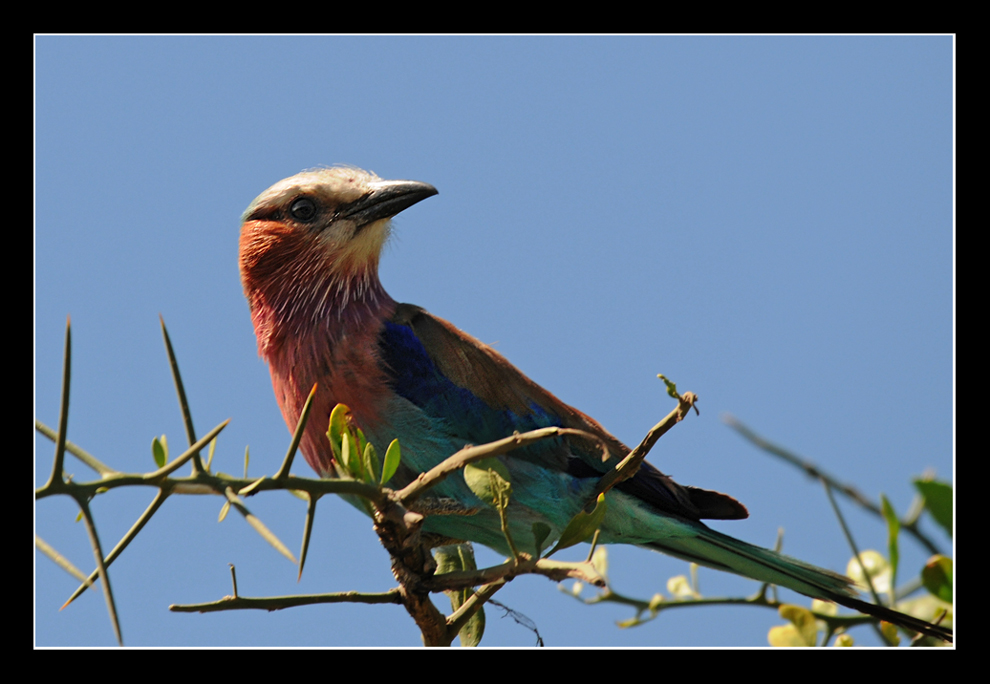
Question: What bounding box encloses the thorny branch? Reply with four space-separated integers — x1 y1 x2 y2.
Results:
35 316 681 646
721 414 944 557
45 319 948 646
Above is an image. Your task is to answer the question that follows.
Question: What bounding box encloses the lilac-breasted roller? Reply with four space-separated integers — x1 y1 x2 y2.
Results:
239 166 950 642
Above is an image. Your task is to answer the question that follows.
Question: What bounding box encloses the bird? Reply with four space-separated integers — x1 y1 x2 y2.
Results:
239 165 951 643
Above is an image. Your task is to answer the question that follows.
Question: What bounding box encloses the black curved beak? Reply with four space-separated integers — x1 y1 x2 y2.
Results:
342 179 438 226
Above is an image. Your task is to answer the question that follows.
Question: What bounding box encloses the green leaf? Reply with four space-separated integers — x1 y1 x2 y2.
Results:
547 493 607 557
880 494 900 596
362 441 380 485
618 616 644 629
667 574 699 599
532 522 552 557
463 458 512 507
492 472 512 512
434 544 485 647
456 610 485 648
152 435 167 468
913 479 952 538
810 599 836 616
833 634 855 647
771 604 819 646
434 544 466 575
340 431 354 477
590 545 609 580
768 624 809 647
355 428 368 470
327 404 351 465
921 555 952 603
454 543 478 573
657 374 679 399
847 550 892 595
880 621 901 646
381 439 401 485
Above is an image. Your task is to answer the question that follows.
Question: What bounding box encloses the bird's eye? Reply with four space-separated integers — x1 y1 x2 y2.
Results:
290 197 317 221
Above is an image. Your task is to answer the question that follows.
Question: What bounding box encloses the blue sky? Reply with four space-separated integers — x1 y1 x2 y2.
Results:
35 36 953 647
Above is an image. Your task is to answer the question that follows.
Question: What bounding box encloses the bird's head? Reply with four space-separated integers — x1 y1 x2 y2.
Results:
239 166 437 345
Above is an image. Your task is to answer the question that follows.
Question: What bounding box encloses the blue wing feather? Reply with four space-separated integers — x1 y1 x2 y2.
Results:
378 303 748 522
378 319 561 444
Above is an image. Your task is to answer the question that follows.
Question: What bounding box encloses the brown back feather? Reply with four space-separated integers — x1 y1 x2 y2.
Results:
391 303 747 521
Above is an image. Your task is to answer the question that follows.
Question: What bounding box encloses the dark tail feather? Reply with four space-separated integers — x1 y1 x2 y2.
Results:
646 526 953 643
825 594 952 643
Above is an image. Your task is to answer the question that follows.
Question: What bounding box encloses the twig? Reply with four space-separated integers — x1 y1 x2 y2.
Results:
36 536 88 583
722 414 943 556
62 488 170 609
446 580 506 642
395 427 599 506
592 391 698 503
821 479 892 645
35 420 116 477
572 583 884 636
44 317 72 493
424 556 605 593
275 383 317 480
170 590 403 613
74 495 122 646
160 315 205 475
